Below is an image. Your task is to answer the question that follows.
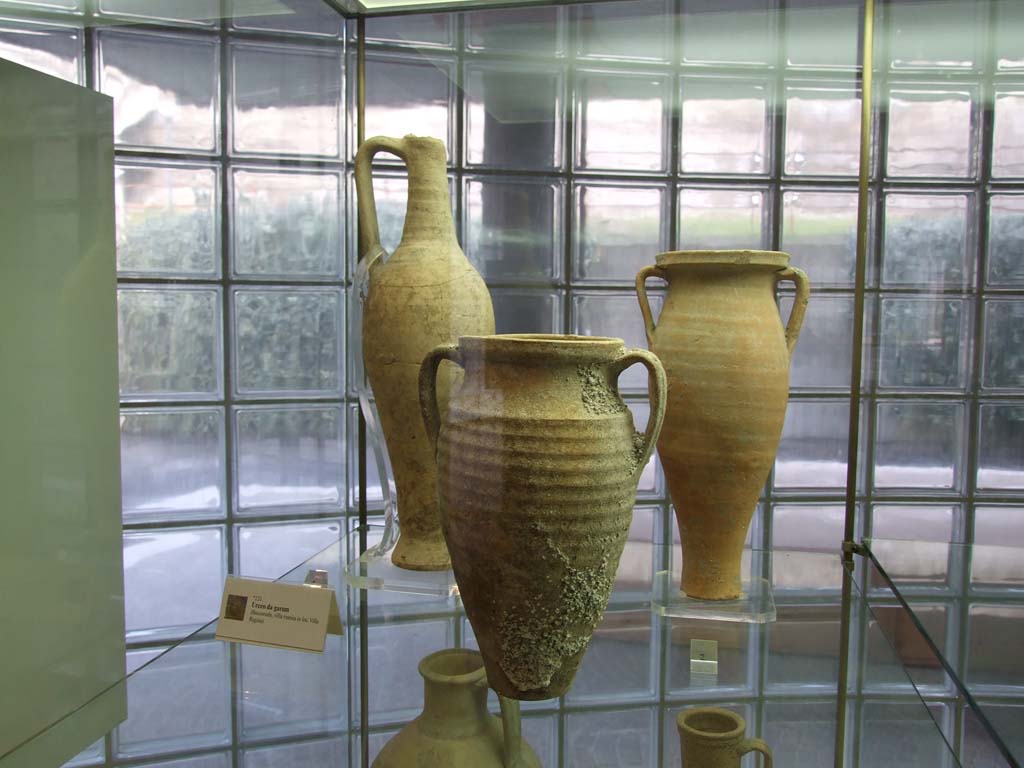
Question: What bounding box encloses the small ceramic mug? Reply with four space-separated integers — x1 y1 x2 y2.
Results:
677 707 772 767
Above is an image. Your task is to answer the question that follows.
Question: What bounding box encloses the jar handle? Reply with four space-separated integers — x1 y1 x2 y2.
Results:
738 737 773 768
611 349 666 474
419 343 463 456
635 265 667 346
354 135 407 262
775 266 810 358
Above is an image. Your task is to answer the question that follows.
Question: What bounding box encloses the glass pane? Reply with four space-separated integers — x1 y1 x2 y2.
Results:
118 287 222 400
874 401 964 490
0 20 81 84
233 288 343 396
97 0 217 24
235 406 345 515
232 168 342 279
577 0 670 62
243 738 346 768
681 0 774 65
231 0 343 36
98 29 218 152
237 520 344 579
967 605 1024 687
467 6 562 56
774 400 849 490
574 183 668 283
491 289 563 334
667 622 755 694
987 194 1024 286
781 189 858 287
0 0 81 10
766 607 842 688
465 61 563 170
886 88 974 178
121 407 225 522
572 292 658 393
567 611 655 703
576 69 669 172
785 0 858 68
116 161 220 277
889 0 982 70
564 707 656 767
678 187 766 250
878 298 969 390
995 0 1024 70
231 43 342 158
977 404 1024 491
993 90 1024 178
680 77 768 175
783 293 854 390
882 193 970 288
365 13 452 47
982 299 1024 390
784 85 861 176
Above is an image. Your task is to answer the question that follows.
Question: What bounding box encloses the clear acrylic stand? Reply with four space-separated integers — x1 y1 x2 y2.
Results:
652 546 777 623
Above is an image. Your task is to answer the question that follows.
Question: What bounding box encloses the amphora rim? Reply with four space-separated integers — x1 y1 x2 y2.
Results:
419 648 487 686
655 249 790 269
457 333 626 364
678 707 747 741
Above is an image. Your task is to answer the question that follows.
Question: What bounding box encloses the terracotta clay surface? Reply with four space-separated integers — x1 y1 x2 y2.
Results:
636 250 809 600
419 334 666 699
372 649 540 768
677 707 773 768
356 135 494 571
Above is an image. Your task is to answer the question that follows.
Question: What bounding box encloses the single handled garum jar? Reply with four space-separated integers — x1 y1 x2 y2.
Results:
677 707 772 768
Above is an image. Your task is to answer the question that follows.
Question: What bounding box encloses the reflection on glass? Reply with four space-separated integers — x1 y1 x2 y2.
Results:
564 708 656 767
766 607 841 687
577 70 668 172
235 406 344 515
874 401 963 490
681 0 774 65
784 85 860 176
232 43 341 157
362 53 453 158
575 183 667 283
887 88 973 178
773 504 845 553
233 168 342 278
973 508 1024 588
987 194 1024 286
878 298 968 389
993 91 1024 178
577 0 670 61
681 77 767 175
983 299 1024 389
98 29 218 151
118 287 222 400
467 6 561 55
678 187 765 250
365 13 452 47
231 0 343 36
116 162 219 277
491 289 563 334
870 506 955 587
573 292 658 392
98 0 217 23
237 520 343 579
233 288 342 396
978 404 1024 490
871 505 955 543
121 408 224 521
783 293 853 389
967 605 1024 688
889 0 982 70
774 401 849 489
785 0 858 68
882 193 969 287
0 21 81 83
781 190 858 286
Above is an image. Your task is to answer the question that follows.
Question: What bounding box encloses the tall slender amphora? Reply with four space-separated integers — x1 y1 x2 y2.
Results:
636 251 809 600
420 335 666 699
356 135 494 571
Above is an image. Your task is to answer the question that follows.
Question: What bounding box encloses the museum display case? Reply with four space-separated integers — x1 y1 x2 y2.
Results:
0 0 1022 765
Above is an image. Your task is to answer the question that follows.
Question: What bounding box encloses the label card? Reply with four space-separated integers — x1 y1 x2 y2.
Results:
215 576 341 653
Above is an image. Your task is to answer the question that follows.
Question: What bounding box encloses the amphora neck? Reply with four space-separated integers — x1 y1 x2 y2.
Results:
417 650 492 739
401 147 457 247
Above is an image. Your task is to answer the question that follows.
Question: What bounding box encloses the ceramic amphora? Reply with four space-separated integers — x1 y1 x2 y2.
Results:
636 251 809 600
372 648 540 768
419 334 667 699
677 708 772 768
356 135 495 571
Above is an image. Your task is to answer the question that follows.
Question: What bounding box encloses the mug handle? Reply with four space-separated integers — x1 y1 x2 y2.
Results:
635 265 667 346
741 737 770 765
610 349 667 473
418 343 463 455
775 266 810 358
354 135 407 262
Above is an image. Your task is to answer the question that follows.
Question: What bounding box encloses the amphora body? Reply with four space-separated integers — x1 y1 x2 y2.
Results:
356 135 494 571
677 708 773 768
636 251 809 600
372 649 540 768
419 335 666 699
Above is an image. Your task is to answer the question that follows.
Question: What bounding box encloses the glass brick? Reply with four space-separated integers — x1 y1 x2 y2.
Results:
993 90 1024 178
574 182 668 283
667 621 756 695
878 298 969 390
361 53 453 160
121 407 224 522
233 288 342 396
680 77 769 175
784 85 861 176
678 187 766 250
117 754 230 768
576 0 671 62
123 527 225 641
785 0 858 68
348 403 385 510
567 611 655 703
118 287 222 400
613 505 660 595
860 701 955 766
98 30 218 152
564 707 656 767
576 69 669 172
97 0 218 24
886 88 973 178
116 161 220 277
882 193 970 287
681 0 774 65
0 0 81 10
464 61 563 170
663 705 755 767
874 401 964 490
467 6 562 56
864 603 951 690
871 504 955 542
231 0 343 36
987 194 1024 286
463 176 562 282
523 714 558 768
232 43 341 157
235 406 344 515
782 293 854 390
967 605 1024 688
995 0 1024 71
773 503 845 552
766 607 842 689
978 404 1024 491
889 0 982 70
629 408 661 497
774 400 849 490
983 299 1024 389
572 292 660 393
364 13 452 47
237 520 344 579
242 737 347 768
781 190 858 287
973 507 1024 585
232 168 342 279
491 289 564 334
0 20 82 84
870 506 956 588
